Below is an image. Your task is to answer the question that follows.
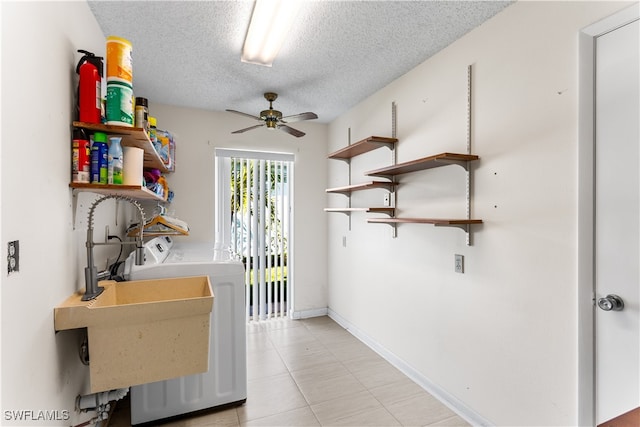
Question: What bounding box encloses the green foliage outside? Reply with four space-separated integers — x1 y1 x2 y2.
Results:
248 266 287 285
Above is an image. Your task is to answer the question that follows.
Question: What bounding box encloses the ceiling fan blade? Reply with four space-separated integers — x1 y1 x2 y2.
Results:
231 124 265 134
278 124 305 138
280 112 318 124
226 109 262 121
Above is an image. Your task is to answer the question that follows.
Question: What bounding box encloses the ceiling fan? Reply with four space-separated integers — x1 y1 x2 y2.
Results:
226 92 318 138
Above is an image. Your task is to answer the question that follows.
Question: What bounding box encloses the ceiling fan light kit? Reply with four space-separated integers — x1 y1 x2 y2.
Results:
241 0 301 67
226 92 318 138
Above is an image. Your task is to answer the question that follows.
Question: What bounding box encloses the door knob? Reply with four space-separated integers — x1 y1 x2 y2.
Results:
597 294 624 311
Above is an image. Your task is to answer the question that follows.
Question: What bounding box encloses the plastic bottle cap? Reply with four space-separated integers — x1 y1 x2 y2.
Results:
93 132 108 143
107 35 132 45
149 116 157 127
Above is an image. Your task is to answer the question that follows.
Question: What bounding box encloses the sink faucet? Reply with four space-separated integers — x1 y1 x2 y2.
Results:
83 195 146 301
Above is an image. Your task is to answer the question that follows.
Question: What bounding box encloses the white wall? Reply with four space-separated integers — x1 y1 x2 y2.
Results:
1 2 136 425
0 3 328 422
146 102 328 316
327 1 633 425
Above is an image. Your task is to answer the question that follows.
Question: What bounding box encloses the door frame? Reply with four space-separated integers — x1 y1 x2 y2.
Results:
577 4 640 426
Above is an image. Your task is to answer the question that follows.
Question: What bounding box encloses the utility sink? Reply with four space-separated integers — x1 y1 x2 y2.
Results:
54 276 213 393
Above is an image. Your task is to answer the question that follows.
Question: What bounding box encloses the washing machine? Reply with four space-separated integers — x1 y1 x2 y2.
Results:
123 236 246 425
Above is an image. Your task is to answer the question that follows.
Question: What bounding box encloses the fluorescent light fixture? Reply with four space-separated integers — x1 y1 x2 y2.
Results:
241 0 301 67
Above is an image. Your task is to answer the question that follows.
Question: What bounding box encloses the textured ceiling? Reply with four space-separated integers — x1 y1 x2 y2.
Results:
88 1 512 124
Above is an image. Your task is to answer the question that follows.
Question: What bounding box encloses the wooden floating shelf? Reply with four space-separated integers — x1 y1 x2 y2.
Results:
69 182 165 202
368 218 482 225
328 136 398 160
73 121 169 172
326 181 397 194
368 217 482 230
325 207 395 215
366 153 479 177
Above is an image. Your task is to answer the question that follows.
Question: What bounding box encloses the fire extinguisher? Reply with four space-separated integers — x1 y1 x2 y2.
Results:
76 49 104 124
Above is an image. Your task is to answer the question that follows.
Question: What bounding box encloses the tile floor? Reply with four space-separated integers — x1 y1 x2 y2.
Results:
109 316 470 426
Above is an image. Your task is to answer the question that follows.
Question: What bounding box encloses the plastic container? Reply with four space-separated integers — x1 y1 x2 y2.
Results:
106 36 133 83
135 97 149 132
157 130 171 166
106 80 134 126
108 136 124 185
168 133 176 172
72 128 90 183
91 132 108 184
149 116 159 151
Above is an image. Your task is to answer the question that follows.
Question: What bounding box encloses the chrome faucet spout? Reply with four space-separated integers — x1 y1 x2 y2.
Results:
83 195 146 301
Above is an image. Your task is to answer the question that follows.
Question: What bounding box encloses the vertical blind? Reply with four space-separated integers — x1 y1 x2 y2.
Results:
217 149 293 322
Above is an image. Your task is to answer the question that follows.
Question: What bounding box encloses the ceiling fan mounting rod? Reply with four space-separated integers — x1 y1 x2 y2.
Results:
264 92 278 108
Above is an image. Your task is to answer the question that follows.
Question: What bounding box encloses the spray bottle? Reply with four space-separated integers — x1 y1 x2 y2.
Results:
108 137 124 185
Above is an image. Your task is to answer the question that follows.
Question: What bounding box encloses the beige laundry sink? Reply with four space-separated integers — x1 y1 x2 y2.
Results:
54 276 213 392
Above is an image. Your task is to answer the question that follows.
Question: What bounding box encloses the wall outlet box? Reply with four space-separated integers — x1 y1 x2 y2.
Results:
455 254 464 273
8 240 19 274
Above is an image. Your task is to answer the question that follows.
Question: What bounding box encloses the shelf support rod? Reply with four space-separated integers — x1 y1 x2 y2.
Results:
391 101 398 238
467 64 472 156
391 101 397 160
72 191 79 230
466 64 473 246
348 127 352 231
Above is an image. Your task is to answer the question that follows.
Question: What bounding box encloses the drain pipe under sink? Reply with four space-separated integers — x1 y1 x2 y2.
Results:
75 388 129 424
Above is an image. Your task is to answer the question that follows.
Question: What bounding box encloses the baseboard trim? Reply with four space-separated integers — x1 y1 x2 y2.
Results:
328 309 494 427
290 307 328 319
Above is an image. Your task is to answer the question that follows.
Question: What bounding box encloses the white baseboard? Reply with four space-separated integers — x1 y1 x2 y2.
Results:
290 307 328 319
328 309 494 427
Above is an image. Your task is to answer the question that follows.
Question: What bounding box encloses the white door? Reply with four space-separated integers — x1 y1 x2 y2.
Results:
595 17 640 425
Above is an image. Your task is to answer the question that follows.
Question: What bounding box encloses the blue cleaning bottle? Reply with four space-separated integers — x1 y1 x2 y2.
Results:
108 137 124 184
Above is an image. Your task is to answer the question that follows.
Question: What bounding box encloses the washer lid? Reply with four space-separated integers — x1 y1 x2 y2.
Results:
164 244 215 263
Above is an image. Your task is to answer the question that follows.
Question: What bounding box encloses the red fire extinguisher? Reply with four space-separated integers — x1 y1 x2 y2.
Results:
76 49 104 124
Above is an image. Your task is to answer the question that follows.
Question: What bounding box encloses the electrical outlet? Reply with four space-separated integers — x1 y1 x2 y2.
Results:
7 240 19 274
455 254 464 274
383 193 391 207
